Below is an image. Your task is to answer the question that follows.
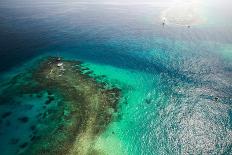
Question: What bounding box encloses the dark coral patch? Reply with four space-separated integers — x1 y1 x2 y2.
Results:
1 111 12 119
85 71 94 75
32 130 37 135
36 93 43 98
45 96 55 105
19 142 28 149
145 98 152 104
30 135 36 142
47 91 52 96
18 116 29 123
37 113 42 118
30 125 36 131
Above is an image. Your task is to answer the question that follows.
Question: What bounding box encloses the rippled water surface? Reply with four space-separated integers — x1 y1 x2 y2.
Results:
0 0 231 154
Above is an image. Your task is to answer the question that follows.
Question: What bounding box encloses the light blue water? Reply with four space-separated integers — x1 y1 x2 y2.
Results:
0 0 232 154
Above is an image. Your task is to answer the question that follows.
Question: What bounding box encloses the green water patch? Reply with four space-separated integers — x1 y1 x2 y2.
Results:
219 44 232 61
81 62 167 155
0 57 121 155
80 50 232 155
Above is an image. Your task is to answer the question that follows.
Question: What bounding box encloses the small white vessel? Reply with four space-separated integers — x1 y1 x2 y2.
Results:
57 62 63 67
162 19 166 26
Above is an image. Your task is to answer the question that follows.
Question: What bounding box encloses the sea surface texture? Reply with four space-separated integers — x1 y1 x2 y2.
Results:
0 0 232 155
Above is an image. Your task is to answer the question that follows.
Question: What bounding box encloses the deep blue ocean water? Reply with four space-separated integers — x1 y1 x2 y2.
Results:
0 0 232 154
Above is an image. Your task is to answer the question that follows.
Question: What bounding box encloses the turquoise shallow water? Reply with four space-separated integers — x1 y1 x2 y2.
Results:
0 0 232 154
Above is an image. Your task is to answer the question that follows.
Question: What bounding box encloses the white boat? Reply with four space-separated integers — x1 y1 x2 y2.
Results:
57 62 63 67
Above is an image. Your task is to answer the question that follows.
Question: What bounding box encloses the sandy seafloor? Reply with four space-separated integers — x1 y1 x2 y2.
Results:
0 0 232 154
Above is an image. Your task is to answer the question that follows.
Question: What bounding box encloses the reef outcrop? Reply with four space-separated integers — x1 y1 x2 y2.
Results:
0 57 120 155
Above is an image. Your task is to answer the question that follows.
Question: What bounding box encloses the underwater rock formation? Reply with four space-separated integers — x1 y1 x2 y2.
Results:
0 57 121 155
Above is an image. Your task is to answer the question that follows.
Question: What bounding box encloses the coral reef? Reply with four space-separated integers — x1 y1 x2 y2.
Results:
0 57 120 155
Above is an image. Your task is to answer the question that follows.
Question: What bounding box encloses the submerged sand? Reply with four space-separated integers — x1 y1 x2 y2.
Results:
0 57 121 155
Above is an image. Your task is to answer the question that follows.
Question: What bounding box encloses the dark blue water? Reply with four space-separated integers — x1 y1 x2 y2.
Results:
0 1 232 154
